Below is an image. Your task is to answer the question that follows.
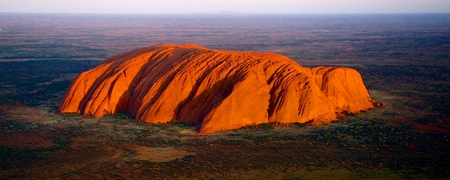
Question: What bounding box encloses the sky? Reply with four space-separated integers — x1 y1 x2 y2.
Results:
1 0 449 14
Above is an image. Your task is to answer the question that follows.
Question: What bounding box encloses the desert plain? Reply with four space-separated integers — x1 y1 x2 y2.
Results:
0 13 449 179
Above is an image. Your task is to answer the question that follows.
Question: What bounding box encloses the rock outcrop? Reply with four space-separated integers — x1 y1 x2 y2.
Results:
59 44 374 134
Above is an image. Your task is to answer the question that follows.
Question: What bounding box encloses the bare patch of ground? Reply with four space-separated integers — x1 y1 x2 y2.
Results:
0 105 60 124
133 146 195 162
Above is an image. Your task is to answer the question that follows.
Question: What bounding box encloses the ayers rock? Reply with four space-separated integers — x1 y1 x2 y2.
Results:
59 44 374 134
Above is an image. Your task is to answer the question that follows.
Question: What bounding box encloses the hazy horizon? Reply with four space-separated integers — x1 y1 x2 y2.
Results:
1 0 449 14
1 12 450 16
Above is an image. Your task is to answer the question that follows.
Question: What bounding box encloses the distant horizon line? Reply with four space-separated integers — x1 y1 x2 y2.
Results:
1 11 450 16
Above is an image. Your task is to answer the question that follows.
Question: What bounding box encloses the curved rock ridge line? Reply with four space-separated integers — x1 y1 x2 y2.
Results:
59 44 374 134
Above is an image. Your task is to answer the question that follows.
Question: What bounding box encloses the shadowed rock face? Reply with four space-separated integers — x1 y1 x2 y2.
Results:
59 44 374 134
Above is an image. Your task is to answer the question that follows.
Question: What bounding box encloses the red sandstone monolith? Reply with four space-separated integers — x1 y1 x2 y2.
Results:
59 44 374 134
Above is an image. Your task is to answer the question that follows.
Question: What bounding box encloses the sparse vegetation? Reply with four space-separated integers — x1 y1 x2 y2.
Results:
0 60 99 107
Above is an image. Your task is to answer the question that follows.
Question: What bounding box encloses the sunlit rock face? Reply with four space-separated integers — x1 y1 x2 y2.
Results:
59 44 374 134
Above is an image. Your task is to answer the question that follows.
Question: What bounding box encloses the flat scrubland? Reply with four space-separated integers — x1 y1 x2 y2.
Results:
0 14 449 179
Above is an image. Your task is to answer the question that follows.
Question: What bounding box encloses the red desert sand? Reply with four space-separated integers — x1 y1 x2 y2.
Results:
59 44 375 134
